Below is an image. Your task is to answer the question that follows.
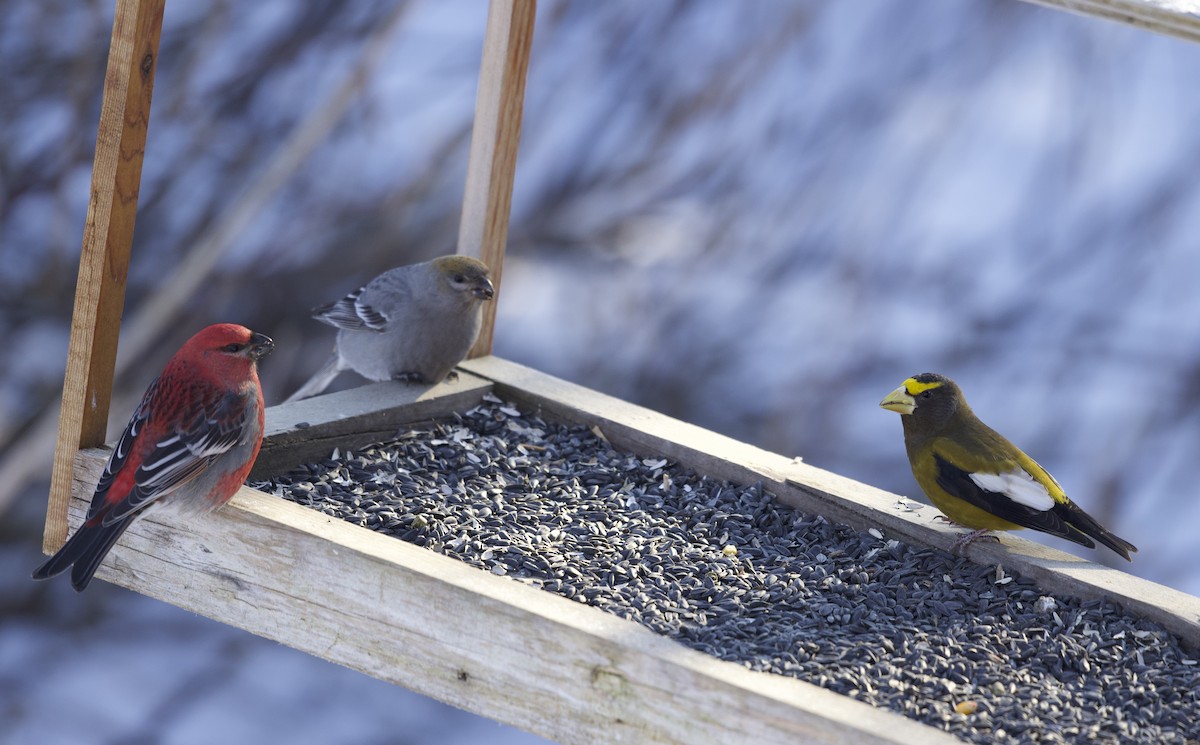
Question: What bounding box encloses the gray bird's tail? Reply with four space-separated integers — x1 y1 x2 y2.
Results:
284 352 344 403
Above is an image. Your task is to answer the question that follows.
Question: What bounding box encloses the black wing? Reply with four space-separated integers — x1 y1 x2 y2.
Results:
933 454 1096 548
88 377 160 521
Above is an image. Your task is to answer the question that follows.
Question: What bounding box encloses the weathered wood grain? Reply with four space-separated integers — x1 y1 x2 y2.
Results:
1021 0 1200 43
457 0 536 358
68 449 958 745
461 356 1200 648
45 0 166 552
251 372 492 479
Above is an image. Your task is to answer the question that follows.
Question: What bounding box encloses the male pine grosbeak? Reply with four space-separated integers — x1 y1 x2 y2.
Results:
34 323 274 591
285 255 493 402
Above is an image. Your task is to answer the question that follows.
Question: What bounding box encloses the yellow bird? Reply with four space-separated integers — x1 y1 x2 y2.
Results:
880 373 1137 560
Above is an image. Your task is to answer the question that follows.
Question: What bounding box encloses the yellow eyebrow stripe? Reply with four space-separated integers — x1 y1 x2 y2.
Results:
904 378 943 395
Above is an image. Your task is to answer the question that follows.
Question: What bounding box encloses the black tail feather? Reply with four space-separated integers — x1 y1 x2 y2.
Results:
32 518 134 592
1060 502 1137 562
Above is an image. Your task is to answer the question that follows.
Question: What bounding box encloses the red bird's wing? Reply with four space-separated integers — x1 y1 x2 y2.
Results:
103 385 251 525
88 377 160 522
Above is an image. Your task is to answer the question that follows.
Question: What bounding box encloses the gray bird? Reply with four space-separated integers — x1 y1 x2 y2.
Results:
286 255 494 402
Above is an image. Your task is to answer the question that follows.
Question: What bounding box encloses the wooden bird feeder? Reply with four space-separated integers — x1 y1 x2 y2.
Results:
43 1 1200 744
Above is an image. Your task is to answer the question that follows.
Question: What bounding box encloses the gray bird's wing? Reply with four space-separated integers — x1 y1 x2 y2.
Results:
311 265 417 332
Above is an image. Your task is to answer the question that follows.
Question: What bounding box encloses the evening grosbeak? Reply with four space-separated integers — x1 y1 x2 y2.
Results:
285 255 494 402
33 324 274 591
880 373 1137 561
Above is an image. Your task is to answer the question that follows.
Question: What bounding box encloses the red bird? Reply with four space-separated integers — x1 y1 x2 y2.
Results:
33 324 274 591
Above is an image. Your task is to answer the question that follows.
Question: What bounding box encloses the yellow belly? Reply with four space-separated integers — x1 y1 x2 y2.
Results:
913 469 1024 531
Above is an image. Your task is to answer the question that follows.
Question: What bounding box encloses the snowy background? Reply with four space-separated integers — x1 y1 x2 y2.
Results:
4 0 1200 742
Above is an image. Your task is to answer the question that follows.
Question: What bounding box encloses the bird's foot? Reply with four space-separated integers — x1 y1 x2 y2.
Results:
391 372 428 384
949 529 1000 556
444 370 459 382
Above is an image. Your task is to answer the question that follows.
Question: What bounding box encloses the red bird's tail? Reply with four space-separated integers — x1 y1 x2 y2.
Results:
32 517 136 592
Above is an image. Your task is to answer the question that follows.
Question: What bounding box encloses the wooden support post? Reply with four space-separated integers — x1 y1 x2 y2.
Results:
458 0 536 358
44 0 165 552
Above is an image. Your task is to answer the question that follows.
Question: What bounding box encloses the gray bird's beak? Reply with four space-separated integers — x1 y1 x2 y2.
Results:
879 385 915 415
248 332 275 360
473 279 495 300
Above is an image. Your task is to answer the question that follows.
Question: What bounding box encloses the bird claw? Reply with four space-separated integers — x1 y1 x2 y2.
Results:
949 529 1001 556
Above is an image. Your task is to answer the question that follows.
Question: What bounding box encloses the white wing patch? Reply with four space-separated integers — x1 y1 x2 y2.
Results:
312 286 388 331
353 293 388 329
969 469 1055 512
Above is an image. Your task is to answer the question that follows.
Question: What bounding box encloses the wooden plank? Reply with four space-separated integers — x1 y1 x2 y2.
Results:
67 449 958 745
461 356 1200 648
44 0 166 552
1020 0 1200 43
251 372 492 479
457 0 536 358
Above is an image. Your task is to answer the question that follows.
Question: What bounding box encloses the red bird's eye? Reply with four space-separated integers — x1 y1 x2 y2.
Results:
222 343 244 353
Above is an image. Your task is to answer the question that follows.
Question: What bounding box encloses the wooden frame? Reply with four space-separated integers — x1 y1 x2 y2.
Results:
58 358 1200 745
43 0 1200 743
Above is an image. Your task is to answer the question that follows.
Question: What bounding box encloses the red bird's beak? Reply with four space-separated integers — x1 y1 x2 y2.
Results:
248 332 275 360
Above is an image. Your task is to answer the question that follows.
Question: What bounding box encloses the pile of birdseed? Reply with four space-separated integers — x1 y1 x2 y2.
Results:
255 395 1200 744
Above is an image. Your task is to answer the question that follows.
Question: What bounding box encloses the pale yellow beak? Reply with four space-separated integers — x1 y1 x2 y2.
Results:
879 385 915 415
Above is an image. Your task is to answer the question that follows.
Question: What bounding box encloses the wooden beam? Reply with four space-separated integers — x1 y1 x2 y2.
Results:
67 450 959 745
44 0 166 552
460 356 1200 648
457 0 536 358
1020 0 1200 43
250 372 493 479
